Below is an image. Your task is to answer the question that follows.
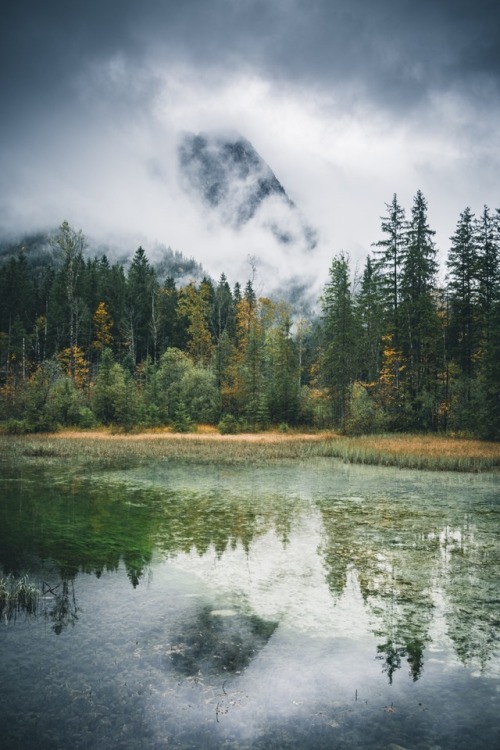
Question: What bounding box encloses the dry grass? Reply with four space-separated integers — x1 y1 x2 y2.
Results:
46 427 327 443
340 433 500 463
1 429 498 472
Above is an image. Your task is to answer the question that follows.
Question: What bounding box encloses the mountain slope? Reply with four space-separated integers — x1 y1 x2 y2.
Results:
178 131 317 249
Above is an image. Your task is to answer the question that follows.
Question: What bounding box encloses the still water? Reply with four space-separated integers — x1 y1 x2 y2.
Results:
0 457 499 749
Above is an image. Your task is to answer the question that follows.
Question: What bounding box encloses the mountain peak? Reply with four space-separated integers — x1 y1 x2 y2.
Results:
177 131 317 249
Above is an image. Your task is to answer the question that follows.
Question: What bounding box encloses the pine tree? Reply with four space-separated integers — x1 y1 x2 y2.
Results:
372 194 407 349
475 206 499 343
265 302 300 425
446 208 479 427
320 253 357 425
212 274 236 390
354 255 385 383
126 247 156 364
477 298 500 439
399 190 440 427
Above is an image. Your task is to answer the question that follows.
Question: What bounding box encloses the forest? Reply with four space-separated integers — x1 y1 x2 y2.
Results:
0 191 499 439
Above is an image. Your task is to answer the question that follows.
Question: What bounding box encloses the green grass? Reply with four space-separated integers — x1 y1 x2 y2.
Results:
0 574 40 622
1 431 499 472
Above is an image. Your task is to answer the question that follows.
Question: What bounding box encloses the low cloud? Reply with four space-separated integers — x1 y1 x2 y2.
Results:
1 27 499 298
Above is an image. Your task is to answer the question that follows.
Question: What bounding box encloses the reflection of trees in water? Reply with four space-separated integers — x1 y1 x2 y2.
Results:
4 465 498 665
438 522 500 670
0 571 79 634
317 494 499 680
0 472 156 588
152 489 296 559
43 576 79 635
1 468 298 588
0 466 298 633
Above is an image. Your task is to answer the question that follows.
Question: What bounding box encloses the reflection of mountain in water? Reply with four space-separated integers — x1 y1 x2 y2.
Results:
1 462 499 679
167 605 277 677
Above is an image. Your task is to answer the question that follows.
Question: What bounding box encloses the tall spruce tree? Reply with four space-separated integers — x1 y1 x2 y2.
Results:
126 247 156 364
446 207 481 428
320 253 357 426
447 209 479 369
399 190 440 426
372 194 407 349
475 206 499 343
265 302 300 425
354 255 385 383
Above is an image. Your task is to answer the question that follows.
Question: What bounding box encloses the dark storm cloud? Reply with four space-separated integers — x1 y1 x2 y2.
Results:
1 0 498 274
2 0 499 122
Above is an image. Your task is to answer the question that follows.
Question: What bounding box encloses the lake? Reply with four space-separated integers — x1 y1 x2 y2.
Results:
0 457 499 749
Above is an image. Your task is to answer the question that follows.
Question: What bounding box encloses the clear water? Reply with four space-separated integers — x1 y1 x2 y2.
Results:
0 457 499 749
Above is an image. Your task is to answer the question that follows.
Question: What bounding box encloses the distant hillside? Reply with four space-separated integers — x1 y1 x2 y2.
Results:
0 230 204 283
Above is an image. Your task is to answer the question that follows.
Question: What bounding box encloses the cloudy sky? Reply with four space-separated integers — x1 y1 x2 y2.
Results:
1 0 499 291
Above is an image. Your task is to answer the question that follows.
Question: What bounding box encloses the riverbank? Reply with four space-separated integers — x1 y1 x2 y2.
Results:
1 430 499 472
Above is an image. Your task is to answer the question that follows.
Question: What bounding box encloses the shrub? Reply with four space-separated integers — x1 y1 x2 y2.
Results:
0 418 32 435
218 414 240 434
343 382 388 435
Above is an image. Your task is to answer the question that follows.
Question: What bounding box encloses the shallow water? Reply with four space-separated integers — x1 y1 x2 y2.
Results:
0 458 499 749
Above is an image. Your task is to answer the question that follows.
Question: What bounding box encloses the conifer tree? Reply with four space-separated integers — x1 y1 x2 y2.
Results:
126 247 156 364
372 194 407 349
447 208 479 375
475 206 499 342
399 190 440 426
320 253 357 425
265 302 300 424
354 255 385 383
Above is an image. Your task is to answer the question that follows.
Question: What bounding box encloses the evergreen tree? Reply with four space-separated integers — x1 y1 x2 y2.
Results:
320 253 357 426
354 255 385 383
475 206 500 342
399 190 440 426
158 276 187 351
212 274 236 390
372 194 407 349
92 348 137 427
446 208 479 427
477 298 500 440
265 302 300 424
126 247 156 364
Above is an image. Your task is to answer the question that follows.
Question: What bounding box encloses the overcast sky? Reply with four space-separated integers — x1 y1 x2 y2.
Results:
1 0 499 291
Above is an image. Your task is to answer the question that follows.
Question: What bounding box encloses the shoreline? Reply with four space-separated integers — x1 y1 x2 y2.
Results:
1 430 499 472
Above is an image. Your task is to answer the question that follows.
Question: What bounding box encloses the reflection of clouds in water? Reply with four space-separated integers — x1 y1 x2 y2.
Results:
169 514 373 640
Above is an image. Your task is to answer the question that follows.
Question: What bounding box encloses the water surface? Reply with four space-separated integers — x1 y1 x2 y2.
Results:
1 457 499 749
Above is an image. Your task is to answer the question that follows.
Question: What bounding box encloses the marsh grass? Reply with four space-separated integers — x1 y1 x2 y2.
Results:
1 431 499 471
0 574 40 623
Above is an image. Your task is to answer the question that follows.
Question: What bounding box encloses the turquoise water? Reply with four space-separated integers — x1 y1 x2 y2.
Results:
0 458 499 749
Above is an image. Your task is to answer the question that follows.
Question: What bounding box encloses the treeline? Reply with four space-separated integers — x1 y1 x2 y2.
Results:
0 192 499 438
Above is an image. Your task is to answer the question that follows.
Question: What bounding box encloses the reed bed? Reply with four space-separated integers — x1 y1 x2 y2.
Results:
1 431 499 471
0 574 40 623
